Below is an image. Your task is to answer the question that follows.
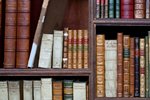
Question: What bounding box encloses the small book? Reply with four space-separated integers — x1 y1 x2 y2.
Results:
64 80 73 100
53 80 63 100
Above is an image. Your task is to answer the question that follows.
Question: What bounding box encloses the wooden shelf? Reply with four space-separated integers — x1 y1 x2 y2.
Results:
93 19 150 26
95 98 149 100
0 69 91 76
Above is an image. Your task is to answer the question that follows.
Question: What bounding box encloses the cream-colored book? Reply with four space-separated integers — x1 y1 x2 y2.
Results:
0 81 8 100
38 34 53 68
8 81 20 100
73 82 86 100
23 80 33 100
52 30 63 68
33 81 41 100
41 78 52 100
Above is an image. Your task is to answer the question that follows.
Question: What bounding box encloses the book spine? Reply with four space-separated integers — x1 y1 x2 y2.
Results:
145 36 149 97
117 33 123 97
38 34 53 68
96 34 105 97
23 80 33 100
27 0 49 68
41 78 52 100
116 0 120 18
96 0 100 18
73 82 86 100
0 0 2 68
83 30 88 69
64 80 73 100
130 38 134 97
53 81 63 100
4 0 17 68
77 30 83 69
123 35 130 97
0 81 8 100
72 30 77 69
105 40 117 97
33 81 41 100
109 0 115 18
104 0 108 18
52 30 63 68
146 0 150 18
134 0 146 18
100 0 105 18
134 37 140 97
63 28 69 69
16 0 30 68
8 81 20 100
140 38 145 97
68 30 73 69
148 31 150 97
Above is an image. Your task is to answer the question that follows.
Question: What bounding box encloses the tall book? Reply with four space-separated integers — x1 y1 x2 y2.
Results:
105 40 117 97
72 30 77 69
38 34 53 68
53 81 63 100
64 80 73 100
52 30 63 68
23 80 33 100
145 36 149 97
140 38 145 97
33 81 41 100
0 81 8 100
100 0 105 18
41 78 52 100
134 37 140 97
130 38 135 97
117 33 123 97
0 0 2 68
77 30 83 69
116 0 120 18
123 35 130 97
73 82 86 100
96 34 105 97
63 28 69 68
28 0 50 68
16 0 30 68
96 0 100 18
148 31 150 97
109 0 115 18
68 30 73 69
146 0 150 18
134 0 145 18
83 30 88 69
121 0 134 18
4 0 17 68
104 0 108 18
8 81 20 100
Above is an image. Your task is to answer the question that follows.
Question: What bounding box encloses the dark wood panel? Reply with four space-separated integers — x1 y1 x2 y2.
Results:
0 68 91 76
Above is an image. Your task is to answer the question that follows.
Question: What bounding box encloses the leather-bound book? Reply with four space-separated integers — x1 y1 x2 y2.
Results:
134 37 140 97
16 0 30 68
96 34 105 97
4 0 17 68
72 30 77 69
68 30 73 69
64 80 73 100
96 0 100 18
130 38 134 97
0 81 8 100
145 36 149 97
121 0 134 19
104 0 108 18
83 30 88 69
117 33 123 97
105 40 117 97
100 0 105 18
116 0 120 18
53 81 63 100
63 28 69 69
148 32 150 97
134 0 146 18
140 38 145 97
77 30 83 69
146 0 150 18
0 0 2 68
109 0 115 18
8 81 20 100
123 35 130 97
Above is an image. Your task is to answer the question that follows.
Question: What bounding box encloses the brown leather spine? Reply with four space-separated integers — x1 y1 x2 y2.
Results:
63 28 68 69
68 30 73 69
5 0 17 12
17 26 30 38
17 13 30 26
17 0 30 12
72 30 77 69
83 30 88 69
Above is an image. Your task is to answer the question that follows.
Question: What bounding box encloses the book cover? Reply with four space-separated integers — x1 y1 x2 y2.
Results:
134 0 145 18
64 80 73 100
53 80 63 100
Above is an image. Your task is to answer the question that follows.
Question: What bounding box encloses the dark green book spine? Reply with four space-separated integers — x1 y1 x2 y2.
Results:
64 80 73 100
115 0 120 18
145 36 149 97
109 0 114 18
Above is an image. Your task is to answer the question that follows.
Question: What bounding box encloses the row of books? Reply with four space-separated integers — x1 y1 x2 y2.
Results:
96 0 150 19
96 32 150 97
37 29 88 69
0 78 88 100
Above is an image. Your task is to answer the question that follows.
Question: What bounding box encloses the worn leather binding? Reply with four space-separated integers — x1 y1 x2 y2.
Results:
72 30 77 69
53 81 63 100
83 30 88 69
